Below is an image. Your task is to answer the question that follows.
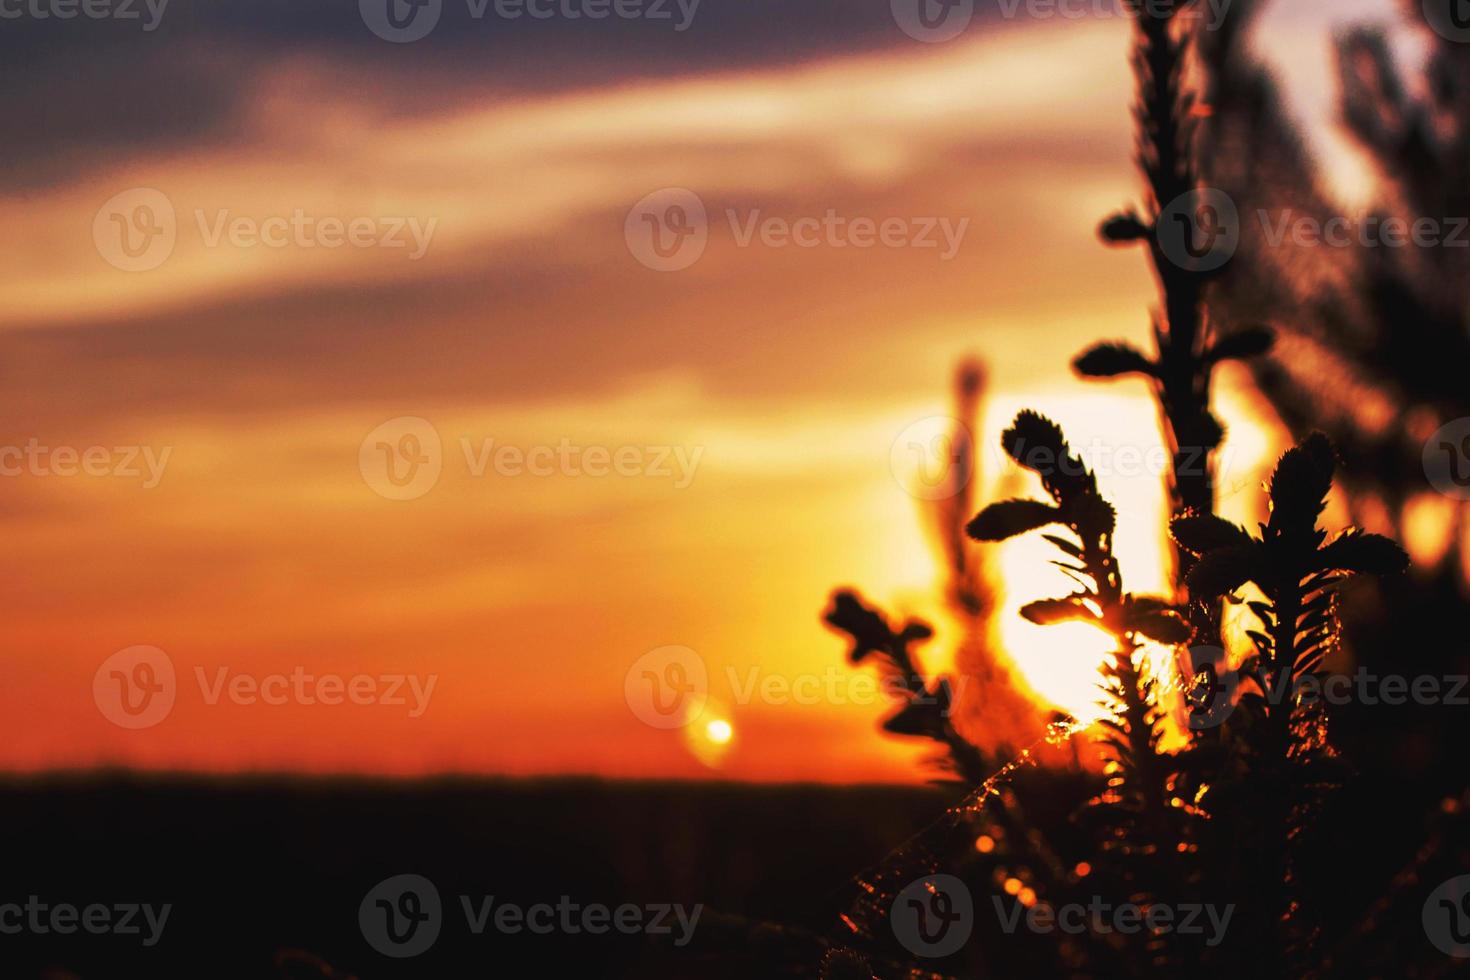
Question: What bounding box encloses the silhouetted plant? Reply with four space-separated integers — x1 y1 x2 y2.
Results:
1195 8 1470 967
1201 1 1470 568
824 589 986 785
969 411 1203 972
1176 434 1408 756
1172 434 1407 970
1081 5 1272 544
825 361 1042 780
808 6 1443 980
968 411 1186 818
1078 3 1277 670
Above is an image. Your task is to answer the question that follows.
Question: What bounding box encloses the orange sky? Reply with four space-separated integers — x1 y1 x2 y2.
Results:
0 2 1400 781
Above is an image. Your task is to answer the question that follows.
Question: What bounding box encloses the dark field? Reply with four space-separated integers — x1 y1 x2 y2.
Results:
0 774 952 979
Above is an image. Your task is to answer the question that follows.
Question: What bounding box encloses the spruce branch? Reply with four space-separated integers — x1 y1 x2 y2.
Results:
969 412 1184 825
1078 6 1276 619
1173 432 1408 971
823 589 988 784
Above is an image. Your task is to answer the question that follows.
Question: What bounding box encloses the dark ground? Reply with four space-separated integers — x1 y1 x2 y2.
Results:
0 773 951 979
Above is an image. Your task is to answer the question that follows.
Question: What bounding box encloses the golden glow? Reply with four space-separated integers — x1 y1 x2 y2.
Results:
0 6 1303 782
975 835 996 854
682 703 736 770
1404 492 1456 569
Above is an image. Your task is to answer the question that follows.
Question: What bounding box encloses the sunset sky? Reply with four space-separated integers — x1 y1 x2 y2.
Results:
0 0 1404 782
